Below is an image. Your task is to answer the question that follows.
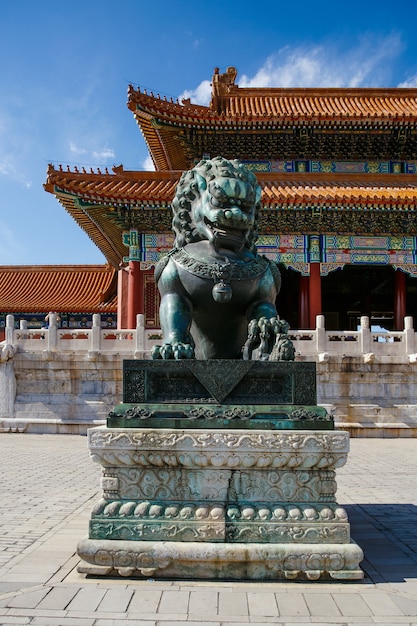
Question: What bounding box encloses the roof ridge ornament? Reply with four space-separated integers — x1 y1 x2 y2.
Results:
212 66 238 98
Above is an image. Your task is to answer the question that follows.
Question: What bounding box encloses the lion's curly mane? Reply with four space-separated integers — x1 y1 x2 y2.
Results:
171 156 261 250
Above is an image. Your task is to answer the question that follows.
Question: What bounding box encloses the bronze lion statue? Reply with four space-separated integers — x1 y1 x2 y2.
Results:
152 156 292 360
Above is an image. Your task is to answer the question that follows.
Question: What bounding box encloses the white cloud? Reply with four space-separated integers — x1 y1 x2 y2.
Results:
0 224 25 263
181 34 404 106
0 109 33 188
69 141 87 155
242 35 403 88
0 158 15 178
398 75 417 87
142 155 155 171
0 155 32 188
92 147 115 161
68 140 115 163
178 79 212 106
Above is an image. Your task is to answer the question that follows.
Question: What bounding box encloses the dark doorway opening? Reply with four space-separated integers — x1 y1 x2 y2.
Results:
321 264 408 331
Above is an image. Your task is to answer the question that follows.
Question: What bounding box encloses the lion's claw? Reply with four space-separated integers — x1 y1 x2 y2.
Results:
152 343 194 360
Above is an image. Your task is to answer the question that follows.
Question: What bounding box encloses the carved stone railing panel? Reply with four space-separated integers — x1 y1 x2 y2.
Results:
5 315 417 360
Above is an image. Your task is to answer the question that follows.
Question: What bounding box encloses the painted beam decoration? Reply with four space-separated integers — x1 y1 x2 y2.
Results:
244 159 417 174
123 228 142 262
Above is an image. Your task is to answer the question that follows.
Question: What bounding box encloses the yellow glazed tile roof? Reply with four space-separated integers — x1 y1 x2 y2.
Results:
0 264 117 313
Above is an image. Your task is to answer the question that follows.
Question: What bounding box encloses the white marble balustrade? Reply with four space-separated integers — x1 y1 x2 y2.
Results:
2 313 416 361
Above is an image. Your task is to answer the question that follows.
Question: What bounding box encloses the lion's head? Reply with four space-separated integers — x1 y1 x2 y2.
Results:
171 156 261 252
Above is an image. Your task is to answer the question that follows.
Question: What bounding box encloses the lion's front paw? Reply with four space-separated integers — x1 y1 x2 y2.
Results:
172 343 194 359
152 343 194 360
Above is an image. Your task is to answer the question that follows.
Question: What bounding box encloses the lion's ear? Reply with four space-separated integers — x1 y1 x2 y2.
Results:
195 171 207 191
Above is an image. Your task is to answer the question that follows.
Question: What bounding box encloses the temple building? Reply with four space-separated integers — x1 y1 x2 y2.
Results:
3 66 417 436
8 66 417 332
0 265 117 340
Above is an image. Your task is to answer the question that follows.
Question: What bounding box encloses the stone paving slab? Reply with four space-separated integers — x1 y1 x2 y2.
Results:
0 434 417 625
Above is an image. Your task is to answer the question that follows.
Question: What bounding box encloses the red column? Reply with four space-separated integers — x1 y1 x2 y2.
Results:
308 263 322 330
127 261 144 329
394 269 406 330
117 267 129 329
299 275 310 329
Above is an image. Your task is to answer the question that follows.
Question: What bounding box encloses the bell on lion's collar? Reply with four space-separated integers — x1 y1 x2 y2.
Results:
212 280 233 303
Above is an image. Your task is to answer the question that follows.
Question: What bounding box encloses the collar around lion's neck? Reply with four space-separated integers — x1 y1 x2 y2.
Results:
170 247 269 281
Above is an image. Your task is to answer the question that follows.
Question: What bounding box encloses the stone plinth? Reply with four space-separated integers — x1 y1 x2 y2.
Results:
77 426 364 580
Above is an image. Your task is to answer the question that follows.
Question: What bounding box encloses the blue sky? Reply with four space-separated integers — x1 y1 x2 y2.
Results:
2 0 417 266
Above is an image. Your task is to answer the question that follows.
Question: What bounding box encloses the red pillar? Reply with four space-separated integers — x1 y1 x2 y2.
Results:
127 261 144 329
308 263 322 330
117 267 129 329
299 275 310 329
394 269 406 330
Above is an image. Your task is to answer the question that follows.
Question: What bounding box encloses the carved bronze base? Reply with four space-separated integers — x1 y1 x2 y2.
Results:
110 360 332 430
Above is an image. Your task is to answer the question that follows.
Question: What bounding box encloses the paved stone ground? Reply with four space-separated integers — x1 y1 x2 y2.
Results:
0 433 417 625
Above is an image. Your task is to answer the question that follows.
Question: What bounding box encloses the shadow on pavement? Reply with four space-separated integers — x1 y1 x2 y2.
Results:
346 503 417 583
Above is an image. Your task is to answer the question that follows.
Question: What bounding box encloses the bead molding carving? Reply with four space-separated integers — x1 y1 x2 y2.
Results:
78 426 363 580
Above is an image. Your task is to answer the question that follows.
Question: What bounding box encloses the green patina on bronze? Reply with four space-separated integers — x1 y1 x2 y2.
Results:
108 157 330 430
107 403 332 430
122 360 315 404
151 156 283 361
108 358 332 430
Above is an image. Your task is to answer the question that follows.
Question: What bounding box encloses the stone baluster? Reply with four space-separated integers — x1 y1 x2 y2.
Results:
5 315 15 345
315 314 326 353
359 315 371 355
47 313 58 351
1 316 16 419
19 319 28 340
135 314 145 357
404 316 414 356
91 314 102 352
87 314 101 361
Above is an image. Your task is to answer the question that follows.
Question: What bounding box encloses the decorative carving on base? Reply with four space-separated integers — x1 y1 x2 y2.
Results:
77 538 364 580
78 426 364 580
100 467 337 501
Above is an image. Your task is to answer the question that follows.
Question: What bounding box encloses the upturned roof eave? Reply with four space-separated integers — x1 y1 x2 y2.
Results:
44 165 417 267
128 85 417 126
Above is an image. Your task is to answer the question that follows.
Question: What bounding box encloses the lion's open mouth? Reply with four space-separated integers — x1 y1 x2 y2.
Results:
206 220 247 249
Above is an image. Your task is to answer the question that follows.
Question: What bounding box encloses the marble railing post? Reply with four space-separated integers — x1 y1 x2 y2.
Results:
91 314 102 352
135 314 145 356
47 313 58 351
315 315 326 353
19 320 28 340
404 316 415 355
359 316 371 354
5 315 15 344
1 315 16 419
